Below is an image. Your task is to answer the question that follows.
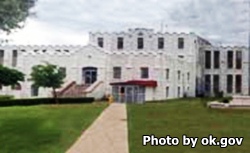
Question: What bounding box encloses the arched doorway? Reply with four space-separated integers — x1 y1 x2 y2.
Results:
82 67 97 85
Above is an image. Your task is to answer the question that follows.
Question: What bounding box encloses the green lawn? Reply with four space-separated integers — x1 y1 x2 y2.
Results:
128 98 250 153
0 103 107 153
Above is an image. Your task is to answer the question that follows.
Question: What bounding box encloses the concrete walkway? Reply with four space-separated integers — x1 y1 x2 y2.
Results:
66 103 129 153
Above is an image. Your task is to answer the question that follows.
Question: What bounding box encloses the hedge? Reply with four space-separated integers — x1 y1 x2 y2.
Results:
0 95 14 101
0 97 94 107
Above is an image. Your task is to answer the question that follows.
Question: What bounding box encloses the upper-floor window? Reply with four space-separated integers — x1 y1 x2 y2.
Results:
236 51 242 69
141 67 149 78
166 68 170 80
12 50 18 67
97 37 104 48
178 37 184 49
205 50 211 69
117 37 124 49
113 67 121 79
214 51 220 69
177 70 181 81
158 37 164 49
0 50 4 65
227 51 233 69
138 38 144 49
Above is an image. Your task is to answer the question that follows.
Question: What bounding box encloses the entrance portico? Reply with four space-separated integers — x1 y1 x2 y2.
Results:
110 80 157 104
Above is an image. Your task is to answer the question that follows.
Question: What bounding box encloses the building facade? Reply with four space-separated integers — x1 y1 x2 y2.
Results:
0 28 248 103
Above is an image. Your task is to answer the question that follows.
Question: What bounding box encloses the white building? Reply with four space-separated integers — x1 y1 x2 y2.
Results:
0 28 248 103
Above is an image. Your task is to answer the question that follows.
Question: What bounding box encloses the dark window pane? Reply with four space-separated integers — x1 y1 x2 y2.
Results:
178 38 184 49
158 37 164 49
227 51 233 69
214 51 220 69
236 51 242 69
0 50 4 65
205 51 211 69
213 75 220 94
138 38 144 49
141 67 148 78
117 37 124 49
205 75 211 93
227 75 233 93
97 37 104 48
12 50 18 67
113 67 122 79
235 75 242 93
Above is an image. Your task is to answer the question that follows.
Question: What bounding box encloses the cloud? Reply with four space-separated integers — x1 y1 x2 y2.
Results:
167 0 249 46
3 0 249 46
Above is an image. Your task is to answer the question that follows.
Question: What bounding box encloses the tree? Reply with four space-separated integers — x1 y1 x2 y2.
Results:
0 65 24 86
0 0 37 33
31 63 66 103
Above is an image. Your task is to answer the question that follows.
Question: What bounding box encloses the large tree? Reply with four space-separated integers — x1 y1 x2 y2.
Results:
31 63 66 103
0 0 37 33
0 65 24 86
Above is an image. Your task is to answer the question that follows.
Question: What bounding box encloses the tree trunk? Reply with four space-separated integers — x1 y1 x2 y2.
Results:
52 87 59 104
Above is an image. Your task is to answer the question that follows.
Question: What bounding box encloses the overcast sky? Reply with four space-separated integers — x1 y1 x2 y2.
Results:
1 0 249 46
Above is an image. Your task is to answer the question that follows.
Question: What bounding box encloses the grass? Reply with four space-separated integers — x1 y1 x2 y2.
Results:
127 98 250 153
0 103 107 153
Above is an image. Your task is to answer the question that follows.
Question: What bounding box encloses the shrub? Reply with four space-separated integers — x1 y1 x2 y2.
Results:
220 97 232 103
0 97 94 107
0 95 14 101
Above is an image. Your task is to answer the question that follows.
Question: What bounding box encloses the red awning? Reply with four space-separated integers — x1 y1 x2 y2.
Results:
110 80 157 87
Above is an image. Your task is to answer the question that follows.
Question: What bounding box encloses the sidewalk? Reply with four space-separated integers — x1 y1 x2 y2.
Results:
66 103 129 153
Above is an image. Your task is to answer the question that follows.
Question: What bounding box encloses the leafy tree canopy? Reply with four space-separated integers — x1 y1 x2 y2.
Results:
0 65 25 86
31 63 66 89
0 0 36 33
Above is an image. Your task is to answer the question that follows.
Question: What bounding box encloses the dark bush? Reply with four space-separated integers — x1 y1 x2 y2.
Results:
220 97 232 103
0 95 14 101
0 97 94 107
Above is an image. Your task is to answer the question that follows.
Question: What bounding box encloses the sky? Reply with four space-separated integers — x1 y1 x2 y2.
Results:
1 0 249 46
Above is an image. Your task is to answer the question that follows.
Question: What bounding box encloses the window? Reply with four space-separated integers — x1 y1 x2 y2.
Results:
138 38 144 49
235 75 242 94
177 70 181 81
31 85 39 96
166 69 170 80
214 51 220 69
205 51 211 69
227 51 233 69
236 51 242 69
158 37 164 49
177 86 181 97
166 86 169 98
113 67 121 79
59 67 66 76
213 75 220 94
12 50 18 67
117 37 124 49
178 37 184 49
0 50 4 65
141 67 149 78
227 75 233 93
97 37 104 48
187 72 190 82
11 84 21 90
205 75 211 93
